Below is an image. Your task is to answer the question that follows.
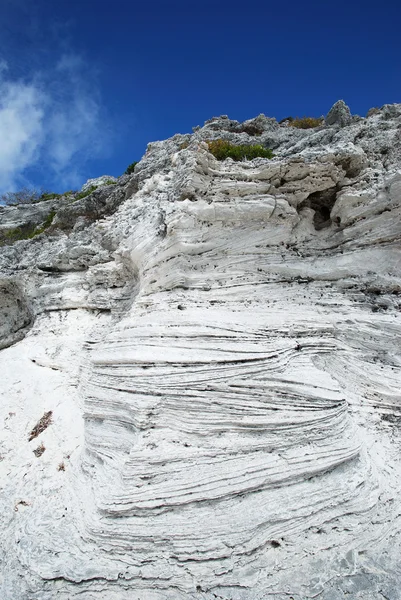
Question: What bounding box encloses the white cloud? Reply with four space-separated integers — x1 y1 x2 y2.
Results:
48 89 100 172
0 54 108 193
56 54 84 73
0 75 45 190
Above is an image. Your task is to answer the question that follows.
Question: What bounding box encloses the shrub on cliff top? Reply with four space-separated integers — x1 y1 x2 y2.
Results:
74 185 97 200
1 188 45 206
0 188 74 206
125 161 138 175
207 140 274 161
288 116 323 129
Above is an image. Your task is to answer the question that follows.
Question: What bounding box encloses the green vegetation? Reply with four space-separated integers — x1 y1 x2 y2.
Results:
0 188 43 206
125 161 138 175
2 226 32 243
74 185 97 200
207 140 274 161
39 191 75 200
287 116 323 129
0 210 56 245
33 210 56 235
0 188 77 206
103 179 116 185
39 192 61 201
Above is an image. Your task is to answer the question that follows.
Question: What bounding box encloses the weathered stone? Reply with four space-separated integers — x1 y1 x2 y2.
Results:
366 106 380 117
0 279 32 349
0 102 401 600
80 174 116 192
325 99 352 127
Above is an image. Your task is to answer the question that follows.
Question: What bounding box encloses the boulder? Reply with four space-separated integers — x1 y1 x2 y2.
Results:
325 99 352 127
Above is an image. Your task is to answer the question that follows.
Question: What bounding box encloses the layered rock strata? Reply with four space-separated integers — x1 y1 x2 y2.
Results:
0 101 401 600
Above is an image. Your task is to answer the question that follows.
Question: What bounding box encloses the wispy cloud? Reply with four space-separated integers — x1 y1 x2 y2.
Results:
0 62 45 191
0 54 109 193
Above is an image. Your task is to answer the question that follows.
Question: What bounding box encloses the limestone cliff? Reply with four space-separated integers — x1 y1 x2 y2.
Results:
0 101 401 600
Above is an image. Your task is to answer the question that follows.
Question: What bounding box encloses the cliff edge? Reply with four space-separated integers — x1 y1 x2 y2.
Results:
1 101 401 600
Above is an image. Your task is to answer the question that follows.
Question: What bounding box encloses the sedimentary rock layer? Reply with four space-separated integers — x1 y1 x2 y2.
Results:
0 102 401 599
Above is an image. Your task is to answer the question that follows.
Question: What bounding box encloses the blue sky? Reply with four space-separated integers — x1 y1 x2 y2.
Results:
0 0 399 194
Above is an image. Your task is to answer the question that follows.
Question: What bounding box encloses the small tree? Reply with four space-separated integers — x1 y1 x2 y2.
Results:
0 188 43 206
125 161 138 175
0 188 64 206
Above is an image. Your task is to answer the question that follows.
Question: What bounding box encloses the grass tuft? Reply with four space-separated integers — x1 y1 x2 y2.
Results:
287 116 323 129
207 140 274 161
75 185 97 200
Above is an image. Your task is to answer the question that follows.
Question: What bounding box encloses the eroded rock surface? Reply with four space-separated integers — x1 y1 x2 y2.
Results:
0 280 32 349
1 101 401 600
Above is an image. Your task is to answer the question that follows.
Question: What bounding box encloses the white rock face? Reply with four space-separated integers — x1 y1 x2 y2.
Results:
81 175 117 192
1 102 401 600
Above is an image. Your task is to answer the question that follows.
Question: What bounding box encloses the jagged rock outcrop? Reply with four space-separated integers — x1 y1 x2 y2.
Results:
325 99 352 127
0 101 401 600
81 175 117 192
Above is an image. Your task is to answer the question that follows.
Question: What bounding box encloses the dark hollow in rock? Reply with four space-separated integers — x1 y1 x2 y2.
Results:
335 154 364 178
238 123 264 136
298 186 339 230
